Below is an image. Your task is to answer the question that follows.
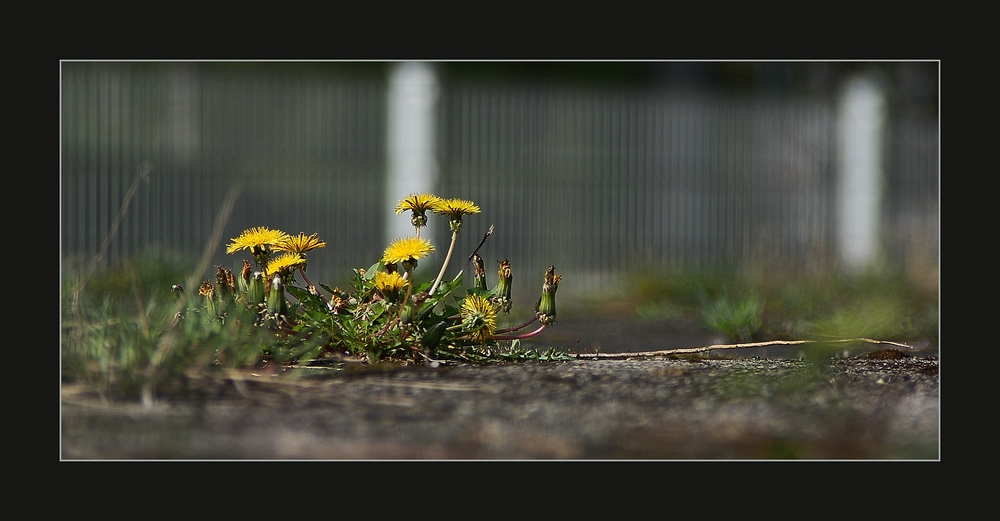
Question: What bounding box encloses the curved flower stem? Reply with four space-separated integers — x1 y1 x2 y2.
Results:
296 266 313 288
489 323 547 341
428 231 458 296
296 267 329 307
376 315 399 337
494 314 539 334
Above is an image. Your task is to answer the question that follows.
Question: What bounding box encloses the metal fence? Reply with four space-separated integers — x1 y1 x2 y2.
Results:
61 63 388 292
60 62 938 304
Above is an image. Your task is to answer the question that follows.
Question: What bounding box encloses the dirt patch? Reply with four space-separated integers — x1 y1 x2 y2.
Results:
61 353 939 460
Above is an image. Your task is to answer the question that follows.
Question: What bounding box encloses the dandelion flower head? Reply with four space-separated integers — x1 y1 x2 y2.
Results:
433 198 480 233
226 226 290 255
460 293 498 342
373 270 409 299
394 193 443 215
274 232 326 255
265 252 306 278
395 193 443 231
433 198 481 220
382 236 435 265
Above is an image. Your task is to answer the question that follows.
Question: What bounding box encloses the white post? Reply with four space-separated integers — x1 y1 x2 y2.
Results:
385 61 439 245
837 75 886 271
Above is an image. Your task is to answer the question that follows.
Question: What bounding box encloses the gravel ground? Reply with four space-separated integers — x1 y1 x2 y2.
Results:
61 350 939 460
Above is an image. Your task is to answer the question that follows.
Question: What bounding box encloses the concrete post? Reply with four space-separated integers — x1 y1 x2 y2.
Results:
385 61 439 245
837 75 886 271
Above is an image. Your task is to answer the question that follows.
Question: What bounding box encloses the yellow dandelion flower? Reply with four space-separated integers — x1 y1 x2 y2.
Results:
433 198 480 220
433 198 481 234
395 193 443 231
274 232 326 255
460 293 498 342
226 226 290 255
373 271 409 302
264 252 306 278
382 236 435 266
374 270 408 292
394 193 443 215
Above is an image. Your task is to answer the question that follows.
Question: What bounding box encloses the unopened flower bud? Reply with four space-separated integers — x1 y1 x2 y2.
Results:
473 253 487 290
536 265 560 325
421 321 449 352
238 260 252 294
267 274 287 316
199 281 217 317
493 259 512 314
216 266 235 299
248 271 265 307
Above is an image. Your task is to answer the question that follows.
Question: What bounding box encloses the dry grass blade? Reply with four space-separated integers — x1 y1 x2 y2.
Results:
141 178 244 407
70 162 151 312
571 337 915 360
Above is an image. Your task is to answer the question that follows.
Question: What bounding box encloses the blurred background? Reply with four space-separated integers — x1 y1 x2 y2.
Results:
60 61 938 315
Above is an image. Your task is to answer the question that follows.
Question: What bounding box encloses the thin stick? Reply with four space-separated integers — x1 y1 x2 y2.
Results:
440 224 493 288
465 225 495 270
451 225 495 283
570 338 916 360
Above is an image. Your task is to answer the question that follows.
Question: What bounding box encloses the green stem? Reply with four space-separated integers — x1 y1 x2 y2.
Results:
429 231 458 295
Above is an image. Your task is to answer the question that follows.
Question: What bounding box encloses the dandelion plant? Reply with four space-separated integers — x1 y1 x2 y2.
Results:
171 194 566 366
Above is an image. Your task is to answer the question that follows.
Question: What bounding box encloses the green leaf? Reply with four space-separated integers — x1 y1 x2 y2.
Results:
465 286 492 298
286 286 328 313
